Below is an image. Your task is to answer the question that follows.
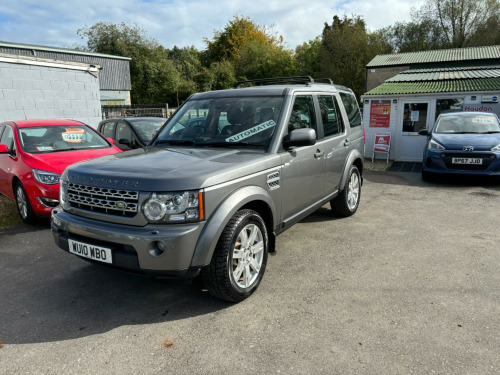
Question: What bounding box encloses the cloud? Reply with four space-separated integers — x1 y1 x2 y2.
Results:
0 0 414 51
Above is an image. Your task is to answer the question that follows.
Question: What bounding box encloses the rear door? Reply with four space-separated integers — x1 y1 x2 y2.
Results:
317 94 349 195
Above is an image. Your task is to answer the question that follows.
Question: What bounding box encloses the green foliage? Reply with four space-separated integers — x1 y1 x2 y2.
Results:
78 22 180 104
295 38 321 76
319 15 386 99
412 0 500 48
77 7 500 107
383 20 446 52
204 16 295 81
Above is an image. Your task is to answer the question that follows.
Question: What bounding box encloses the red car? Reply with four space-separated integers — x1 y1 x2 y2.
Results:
0 119 121 223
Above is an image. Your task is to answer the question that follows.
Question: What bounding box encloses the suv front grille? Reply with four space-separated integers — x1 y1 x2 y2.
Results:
67 183 139 217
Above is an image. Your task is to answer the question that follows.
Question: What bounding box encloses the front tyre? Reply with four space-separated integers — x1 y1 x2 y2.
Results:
15 181 36 224
331 165 361 217
202 209 268 303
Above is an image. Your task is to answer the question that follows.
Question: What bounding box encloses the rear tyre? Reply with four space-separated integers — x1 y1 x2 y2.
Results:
15 181 36 224
331 165 361 217
202 209 268 303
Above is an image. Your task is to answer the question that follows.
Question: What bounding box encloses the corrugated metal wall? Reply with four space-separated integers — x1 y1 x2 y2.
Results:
0 46 131 91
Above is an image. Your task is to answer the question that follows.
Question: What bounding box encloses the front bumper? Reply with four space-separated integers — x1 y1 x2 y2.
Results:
422 150 500 176
26 182 59 217
51 207 206 278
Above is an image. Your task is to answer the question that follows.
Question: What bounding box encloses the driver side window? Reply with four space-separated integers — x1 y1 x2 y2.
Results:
287 96 317 134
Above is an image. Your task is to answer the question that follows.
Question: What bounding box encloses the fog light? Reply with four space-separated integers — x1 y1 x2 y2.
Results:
38 197 60 208
149 241 167 257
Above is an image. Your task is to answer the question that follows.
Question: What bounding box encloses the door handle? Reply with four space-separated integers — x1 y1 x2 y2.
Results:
314 149 324 159
344 139 351 147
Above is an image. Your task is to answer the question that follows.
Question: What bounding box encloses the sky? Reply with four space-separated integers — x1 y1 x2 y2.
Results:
0 0 417 51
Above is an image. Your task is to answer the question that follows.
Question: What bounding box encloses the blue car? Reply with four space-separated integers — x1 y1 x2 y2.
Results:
419 111 500 180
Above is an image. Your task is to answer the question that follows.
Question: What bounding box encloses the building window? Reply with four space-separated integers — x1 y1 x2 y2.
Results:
435 98 464 119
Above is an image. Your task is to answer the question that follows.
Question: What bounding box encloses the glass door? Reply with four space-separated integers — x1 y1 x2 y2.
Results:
396 101 431 161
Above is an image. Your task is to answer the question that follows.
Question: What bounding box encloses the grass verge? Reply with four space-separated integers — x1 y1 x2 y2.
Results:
0 195 22 228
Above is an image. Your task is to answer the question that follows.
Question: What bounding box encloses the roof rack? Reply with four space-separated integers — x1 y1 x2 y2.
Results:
233 76 315 88
314 78 334 84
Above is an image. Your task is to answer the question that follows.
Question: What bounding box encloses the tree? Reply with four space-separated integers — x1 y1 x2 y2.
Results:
319 15 379 99
295 38 321 76
414 0 500 48
204 16 295 81
77 22 180 104
382 20 446 52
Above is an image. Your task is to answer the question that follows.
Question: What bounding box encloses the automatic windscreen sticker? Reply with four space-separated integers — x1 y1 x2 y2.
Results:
472 117 496 124
225 120 276 142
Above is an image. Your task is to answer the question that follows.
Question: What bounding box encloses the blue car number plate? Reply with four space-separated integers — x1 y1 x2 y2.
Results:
452 158 482 165
68 239 113 264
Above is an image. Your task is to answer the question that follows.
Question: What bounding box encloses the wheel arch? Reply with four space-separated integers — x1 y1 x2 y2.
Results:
339 149 364 190
191 185 277 268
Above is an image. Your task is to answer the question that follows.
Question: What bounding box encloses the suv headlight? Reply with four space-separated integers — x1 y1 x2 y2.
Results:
428 139 445 151
33 169 60 184
142 190 204 223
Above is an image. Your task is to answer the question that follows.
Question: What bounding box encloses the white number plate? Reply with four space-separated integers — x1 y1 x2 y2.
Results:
452 158 482 165
68 239 112 264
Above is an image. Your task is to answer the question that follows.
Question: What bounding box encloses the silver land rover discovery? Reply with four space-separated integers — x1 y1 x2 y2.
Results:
52 76 365 302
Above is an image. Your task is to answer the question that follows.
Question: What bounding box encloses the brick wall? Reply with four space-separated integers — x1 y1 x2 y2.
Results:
0 62 102 128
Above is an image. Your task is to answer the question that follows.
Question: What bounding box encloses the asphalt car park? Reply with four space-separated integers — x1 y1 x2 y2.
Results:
0 170 499 374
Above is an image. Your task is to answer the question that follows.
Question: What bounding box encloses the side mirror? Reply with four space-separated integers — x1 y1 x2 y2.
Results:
418 129 429 136
107 137 115 144
0 144 10 154
283 128 317 149
118 138 131 146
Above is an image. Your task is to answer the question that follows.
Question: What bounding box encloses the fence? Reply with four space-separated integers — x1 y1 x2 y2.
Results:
101 104 176 119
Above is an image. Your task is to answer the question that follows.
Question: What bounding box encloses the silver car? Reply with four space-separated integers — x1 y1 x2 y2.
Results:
52 76 365 302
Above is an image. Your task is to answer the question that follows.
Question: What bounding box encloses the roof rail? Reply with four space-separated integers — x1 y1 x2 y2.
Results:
233 76 315 88
314 78 334 84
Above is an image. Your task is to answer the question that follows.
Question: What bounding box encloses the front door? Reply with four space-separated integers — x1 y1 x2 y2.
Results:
280 95 325 222
396 101 432 161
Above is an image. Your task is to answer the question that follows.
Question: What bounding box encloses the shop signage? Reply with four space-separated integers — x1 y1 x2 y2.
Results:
374 133 391 153
369 102 391 127
482 95 498 103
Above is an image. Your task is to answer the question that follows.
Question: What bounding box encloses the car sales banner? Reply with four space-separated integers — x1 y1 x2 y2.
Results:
369 101 391 127
374 133 391 153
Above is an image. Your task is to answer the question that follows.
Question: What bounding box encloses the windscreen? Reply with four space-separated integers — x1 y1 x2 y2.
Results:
128 119 165 143
434 114 500 134
154 96 283 148
19 125 111 153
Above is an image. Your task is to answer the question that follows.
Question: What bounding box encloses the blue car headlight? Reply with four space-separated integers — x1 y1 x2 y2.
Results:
428 139 445 151
491 143 500 152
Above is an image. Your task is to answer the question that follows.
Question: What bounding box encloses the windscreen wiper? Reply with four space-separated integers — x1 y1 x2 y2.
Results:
196 141 263 147
154 139 197 146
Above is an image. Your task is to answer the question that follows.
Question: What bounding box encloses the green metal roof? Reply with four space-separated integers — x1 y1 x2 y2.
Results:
367 45 500 67
386 67 500 82
365 78 500 95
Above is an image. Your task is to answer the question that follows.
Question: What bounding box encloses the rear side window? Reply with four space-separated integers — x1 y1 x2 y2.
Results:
318 95 344 137
339 93 362 128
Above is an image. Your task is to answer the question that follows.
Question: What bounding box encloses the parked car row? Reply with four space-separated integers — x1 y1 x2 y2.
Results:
0 117 166 223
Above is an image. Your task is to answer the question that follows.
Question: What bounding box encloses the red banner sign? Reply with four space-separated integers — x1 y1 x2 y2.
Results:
374 133 391 153
370 102 391 127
